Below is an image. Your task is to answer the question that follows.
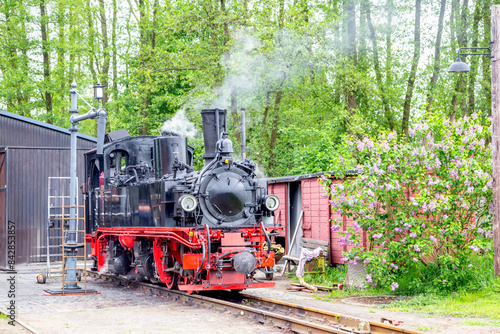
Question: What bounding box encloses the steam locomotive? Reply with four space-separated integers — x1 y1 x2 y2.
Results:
85 109 280 292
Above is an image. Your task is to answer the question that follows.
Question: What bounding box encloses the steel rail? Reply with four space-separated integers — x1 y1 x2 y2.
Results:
87 270 420 334
0 306 39 334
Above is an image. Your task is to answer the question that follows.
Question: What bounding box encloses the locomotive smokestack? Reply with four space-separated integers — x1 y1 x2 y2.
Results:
201 109 227 165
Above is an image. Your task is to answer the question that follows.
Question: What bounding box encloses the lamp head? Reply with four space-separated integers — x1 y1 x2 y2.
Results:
448 57 470 73
93 83 105 100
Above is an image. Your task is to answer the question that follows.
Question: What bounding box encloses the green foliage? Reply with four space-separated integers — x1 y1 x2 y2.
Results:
0 1 493 178
301 265 348 287
323 111 493 294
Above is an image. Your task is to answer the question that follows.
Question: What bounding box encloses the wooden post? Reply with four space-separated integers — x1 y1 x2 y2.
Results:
492 5 500 276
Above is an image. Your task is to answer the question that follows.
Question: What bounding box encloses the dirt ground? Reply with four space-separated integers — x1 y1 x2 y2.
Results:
1 263 499 334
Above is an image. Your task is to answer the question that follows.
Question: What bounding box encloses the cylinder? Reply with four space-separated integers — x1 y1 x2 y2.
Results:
201 109 227 165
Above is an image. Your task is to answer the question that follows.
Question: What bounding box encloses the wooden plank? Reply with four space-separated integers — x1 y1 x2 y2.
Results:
301 238 329 246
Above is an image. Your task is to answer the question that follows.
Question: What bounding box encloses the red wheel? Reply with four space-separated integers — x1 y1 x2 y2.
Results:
165 272 178 290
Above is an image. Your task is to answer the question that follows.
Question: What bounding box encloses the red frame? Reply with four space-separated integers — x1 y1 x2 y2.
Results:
86 225 276 292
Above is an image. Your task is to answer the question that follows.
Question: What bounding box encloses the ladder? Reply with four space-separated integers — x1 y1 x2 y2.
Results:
47 177 75 278
60 204 88 295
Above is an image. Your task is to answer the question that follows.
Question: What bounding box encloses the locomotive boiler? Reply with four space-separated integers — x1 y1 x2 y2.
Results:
85 109 280 292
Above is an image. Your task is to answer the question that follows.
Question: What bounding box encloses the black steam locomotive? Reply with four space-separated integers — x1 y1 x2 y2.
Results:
85 109 280 292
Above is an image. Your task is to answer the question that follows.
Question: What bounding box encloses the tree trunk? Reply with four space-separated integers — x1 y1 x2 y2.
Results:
401 0 421 137
451 0 469 119
112 0 118 100
138 0 150 135
365 1 394 130
40 0 53 119
268 76 286 173
482 0 492 113
343 0 357 114
467 0 483 114
385 0 393 87
426 0 447 113
86 0 97 84
99 0 110 107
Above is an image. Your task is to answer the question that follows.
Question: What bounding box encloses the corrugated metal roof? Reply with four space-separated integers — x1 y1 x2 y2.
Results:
0 109 96 142
265 170 359 184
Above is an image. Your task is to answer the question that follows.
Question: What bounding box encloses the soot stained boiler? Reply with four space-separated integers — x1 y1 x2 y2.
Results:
85 109 280 292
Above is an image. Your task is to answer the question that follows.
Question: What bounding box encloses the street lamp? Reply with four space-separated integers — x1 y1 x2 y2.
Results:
447 45 493 72
93 83 105 100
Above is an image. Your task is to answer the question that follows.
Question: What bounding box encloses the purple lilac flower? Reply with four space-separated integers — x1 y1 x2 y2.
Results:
340 257 348 262
391 282 399 291
381 259 386 264
394 228 403 233
468 264 473 267
373 233 383 239
414 245 421 252
442 280 447 283
348 260 357 265
390 263 399 270
469 245 480 252
430 236 438 243
412 257 418 263
363 258 371 264
408 128 416 137
357 140 365 151
366 274 373 283
400 238 407 243
331 225 341 232
410 232 417 238
442 215 448 220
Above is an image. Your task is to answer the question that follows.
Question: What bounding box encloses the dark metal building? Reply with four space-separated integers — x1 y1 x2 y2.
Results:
0 110 96 268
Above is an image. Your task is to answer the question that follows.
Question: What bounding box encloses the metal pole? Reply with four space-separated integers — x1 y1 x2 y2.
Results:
240 108 246 160
492 5 500 276
67 80 79 289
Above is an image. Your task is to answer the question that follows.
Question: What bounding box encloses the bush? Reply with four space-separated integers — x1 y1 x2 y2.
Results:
323 112 494 294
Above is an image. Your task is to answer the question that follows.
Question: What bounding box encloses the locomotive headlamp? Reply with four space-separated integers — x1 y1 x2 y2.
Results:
93 83 105 100
264 195 280 211
179 195 198 212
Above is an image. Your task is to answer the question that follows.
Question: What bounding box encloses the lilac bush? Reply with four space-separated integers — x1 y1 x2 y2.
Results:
324 113 493 292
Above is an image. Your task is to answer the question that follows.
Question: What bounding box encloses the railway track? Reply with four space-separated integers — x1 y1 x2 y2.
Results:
86 270 420 334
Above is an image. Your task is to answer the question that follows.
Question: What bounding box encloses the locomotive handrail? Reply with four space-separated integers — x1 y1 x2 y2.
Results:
260 221 271 254
96 229 202 249
215 249 250 260
205 224 211 269
198 241 206 272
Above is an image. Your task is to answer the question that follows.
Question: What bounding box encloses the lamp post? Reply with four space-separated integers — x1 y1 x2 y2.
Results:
65 81 107 291
448 6 500 276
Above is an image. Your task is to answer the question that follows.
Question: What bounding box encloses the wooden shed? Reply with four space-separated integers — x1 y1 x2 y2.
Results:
267 172 363 265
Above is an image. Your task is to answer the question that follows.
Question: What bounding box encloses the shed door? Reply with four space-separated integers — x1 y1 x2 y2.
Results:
0 150 7 268
288 182 303 255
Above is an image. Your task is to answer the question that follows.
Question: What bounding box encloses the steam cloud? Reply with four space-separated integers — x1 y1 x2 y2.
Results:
160 109 197 138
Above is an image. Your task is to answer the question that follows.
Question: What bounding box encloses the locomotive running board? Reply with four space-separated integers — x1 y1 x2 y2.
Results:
178 281 275 292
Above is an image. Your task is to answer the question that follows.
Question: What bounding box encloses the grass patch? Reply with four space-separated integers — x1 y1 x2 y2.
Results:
460 319 500 326
388 279 500 322
289 265 347 286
